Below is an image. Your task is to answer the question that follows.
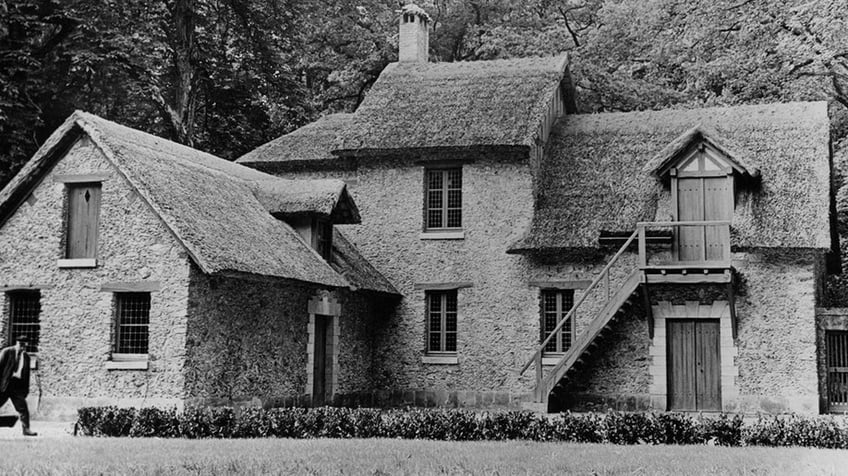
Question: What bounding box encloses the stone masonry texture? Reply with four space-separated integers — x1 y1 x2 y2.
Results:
184 268 384 407
0 134 828 415
0 136 191 419
276 155 826 413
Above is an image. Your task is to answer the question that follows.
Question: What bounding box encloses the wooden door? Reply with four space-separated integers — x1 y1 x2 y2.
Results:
66 184 101 258
676 175 731 262
667 319 721 411
676 178 704 261
667 320 697 410
826 331 848 412
312 315 330 406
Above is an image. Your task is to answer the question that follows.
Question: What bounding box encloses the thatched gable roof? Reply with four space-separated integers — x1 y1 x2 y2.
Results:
236 56 571 165
250 179 359 223
333 55 570 156
642 125 760 178
0 111 356 287
237 114 353 166
331 229 399 295
510 101 831 253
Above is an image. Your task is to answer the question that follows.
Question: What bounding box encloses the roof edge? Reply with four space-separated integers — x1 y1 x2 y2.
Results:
72 113 218 275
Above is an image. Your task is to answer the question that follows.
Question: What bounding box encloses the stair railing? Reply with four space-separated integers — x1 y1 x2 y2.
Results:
519 228 639 401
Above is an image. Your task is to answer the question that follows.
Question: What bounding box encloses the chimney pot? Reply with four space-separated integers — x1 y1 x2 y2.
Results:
398 4 429 63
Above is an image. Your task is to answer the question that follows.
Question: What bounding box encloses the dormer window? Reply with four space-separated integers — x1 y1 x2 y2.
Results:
643 126 759 264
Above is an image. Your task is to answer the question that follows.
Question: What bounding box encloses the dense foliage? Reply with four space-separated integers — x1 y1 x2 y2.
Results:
76 405 848 448
1 0 846 188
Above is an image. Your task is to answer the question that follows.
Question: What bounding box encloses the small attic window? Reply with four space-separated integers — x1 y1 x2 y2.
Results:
313 218 333 262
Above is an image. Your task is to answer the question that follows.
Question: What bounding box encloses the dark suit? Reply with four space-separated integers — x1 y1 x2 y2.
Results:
0 345 32 431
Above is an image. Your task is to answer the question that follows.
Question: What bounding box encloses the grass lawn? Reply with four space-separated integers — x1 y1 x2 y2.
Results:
1 438 847 475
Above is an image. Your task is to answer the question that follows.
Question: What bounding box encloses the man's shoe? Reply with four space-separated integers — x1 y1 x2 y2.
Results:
22 428 37 436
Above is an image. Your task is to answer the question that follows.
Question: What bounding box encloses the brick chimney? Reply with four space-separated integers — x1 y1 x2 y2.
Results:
399 4 429 63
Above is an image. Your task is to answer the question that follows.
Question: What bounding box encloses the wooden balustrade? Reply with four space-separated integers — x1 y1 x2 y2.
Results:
520 220 734 405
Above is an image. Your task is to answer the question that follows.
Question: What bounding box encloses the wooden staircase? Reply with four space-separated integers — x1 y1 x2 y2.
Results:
542 269 642 402
520 220 734 410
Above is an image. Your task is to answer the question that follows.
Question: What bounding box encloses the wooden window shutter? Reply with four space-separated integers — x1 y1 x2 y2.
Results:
66 184 102 259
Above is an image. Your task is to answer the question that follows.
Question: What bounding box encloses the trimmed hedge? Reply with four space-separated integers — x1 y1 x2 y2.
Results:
75 406 848 448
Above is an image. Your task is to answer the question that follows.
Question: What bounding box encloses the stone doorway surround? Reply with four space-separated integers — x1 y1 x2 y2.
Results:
306 294 341 404
649 301 739 411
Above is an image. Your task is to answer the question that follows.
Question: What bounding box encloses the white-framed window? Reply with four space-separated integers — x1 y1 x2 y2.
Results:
424 168 462 231
114 292 150 355
426 290 457 354
541 289 574 354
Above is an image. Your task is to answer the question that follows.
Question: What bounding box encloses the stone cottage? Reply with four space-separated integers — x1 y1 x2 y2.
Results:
236 5 836 413
0 4 839 417
0 111 399 419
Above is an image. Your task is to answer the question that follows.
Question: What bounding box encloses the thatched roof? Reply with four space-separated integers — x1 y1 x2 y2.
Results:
236 55 570 164
510 101 831 253
335 55 568 155
642 125 760 178
250 178 359 223
237 114 353 166
331 229 399 295
0 111 359 287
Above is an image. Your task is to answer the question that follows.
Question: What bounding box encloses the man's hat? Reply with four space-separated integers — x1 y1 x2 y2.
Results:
15 334 29 343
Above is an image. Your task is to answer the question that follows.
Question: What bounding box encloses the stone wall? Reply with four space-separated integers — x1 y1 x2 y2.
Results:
275 158 655 408
184 269 382 407
272 157 824 413
0 136 191 419
730 250 821 413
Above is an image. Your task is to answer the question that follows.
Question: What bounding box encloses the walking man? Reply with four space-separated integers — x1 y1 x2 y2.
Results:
0 335 37 436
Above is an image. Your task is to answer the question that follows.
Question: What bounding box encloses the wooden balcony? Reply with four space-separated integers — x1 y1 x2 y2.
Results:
637 220 732 284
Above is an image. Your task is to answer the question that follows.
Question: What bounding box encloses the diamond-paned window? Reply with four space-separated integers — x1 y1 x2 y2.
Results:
115 293 150 354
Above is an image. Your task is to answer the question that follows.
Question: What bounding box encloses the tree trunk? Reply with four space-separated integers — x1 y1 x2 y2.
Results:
167 0 197 146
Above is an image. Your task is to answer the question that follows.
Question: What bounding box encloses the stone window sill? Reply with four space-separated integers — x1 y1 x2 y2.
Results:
106 354 149 370
29 355 38 370
57 258 97 269
542 355 564 366
419 231 465 240
422 355 458 365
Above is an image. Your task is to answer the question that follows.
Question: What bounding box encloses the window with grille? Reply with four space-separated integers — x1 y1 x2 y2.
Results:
427 290 457 354
6 291 41 353
425 168 462 230
114 293 150 354
541 290 574 354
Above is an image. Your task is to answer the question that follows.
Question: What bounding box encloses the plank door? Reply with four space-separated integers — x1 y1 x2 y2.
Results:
66 183 102 259
312 315 330 406
676 178 705 261
826 330 848 412
703 177 731 262
667 319 721 411
675 176 731 262
667 320 697 410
